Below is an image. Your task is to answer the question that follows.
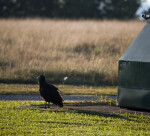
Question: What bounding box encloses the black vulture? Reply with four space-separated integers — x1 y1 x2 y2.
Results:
37 75 64 108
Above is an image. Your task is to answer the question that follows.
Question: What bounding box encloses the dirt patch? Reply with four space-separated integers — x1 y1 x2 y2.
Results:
17 104 150 115
65 105 150 115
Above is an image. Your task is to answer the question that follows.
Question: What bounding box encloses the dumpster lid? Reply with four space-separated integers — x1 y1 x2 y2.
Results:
119 15 150 62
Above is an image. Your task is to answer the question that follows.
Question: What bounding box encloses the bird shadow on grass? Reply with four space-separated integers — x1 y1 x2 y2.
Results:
32 120 93 127
27 103 132 121
72 109 132 121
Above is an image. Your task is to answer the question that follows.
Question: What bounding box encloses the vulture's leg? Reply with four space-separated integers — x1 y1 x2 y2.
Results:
44 102 47 108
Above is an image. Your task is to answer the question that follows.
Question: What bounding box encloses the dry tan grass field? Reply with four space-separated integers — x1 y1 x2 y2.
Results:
0 19 145 85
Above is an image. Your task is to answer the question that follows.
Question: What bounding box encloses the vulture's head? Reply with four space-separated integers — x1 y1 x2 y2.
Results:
37 75 45 84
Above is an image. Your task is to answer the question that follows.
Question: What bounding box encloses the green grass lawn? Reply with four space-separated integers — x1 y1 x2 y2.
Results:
0 101 150 136
0 83 117 95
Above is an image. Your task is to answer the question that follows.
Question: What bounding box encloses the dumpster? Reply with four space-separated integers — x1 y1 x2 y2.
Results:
117 15 150 110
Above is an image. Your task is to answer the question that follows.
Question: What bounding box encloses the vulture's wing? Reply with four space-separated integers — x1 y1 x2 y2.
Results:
44 83 64 106
47 84 58 90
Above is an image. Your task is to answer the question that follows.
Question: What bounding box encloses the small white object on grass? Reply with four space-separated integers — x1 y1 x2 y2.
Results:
64 77 68 81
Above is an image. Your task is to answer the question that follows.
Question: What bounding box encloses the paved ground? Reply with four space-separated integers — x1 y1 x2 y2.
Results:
0 95 117 101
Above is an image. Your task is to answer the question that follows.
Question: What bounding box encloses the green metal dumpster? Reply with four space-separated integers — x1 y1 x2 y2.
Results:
117 16 150 110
